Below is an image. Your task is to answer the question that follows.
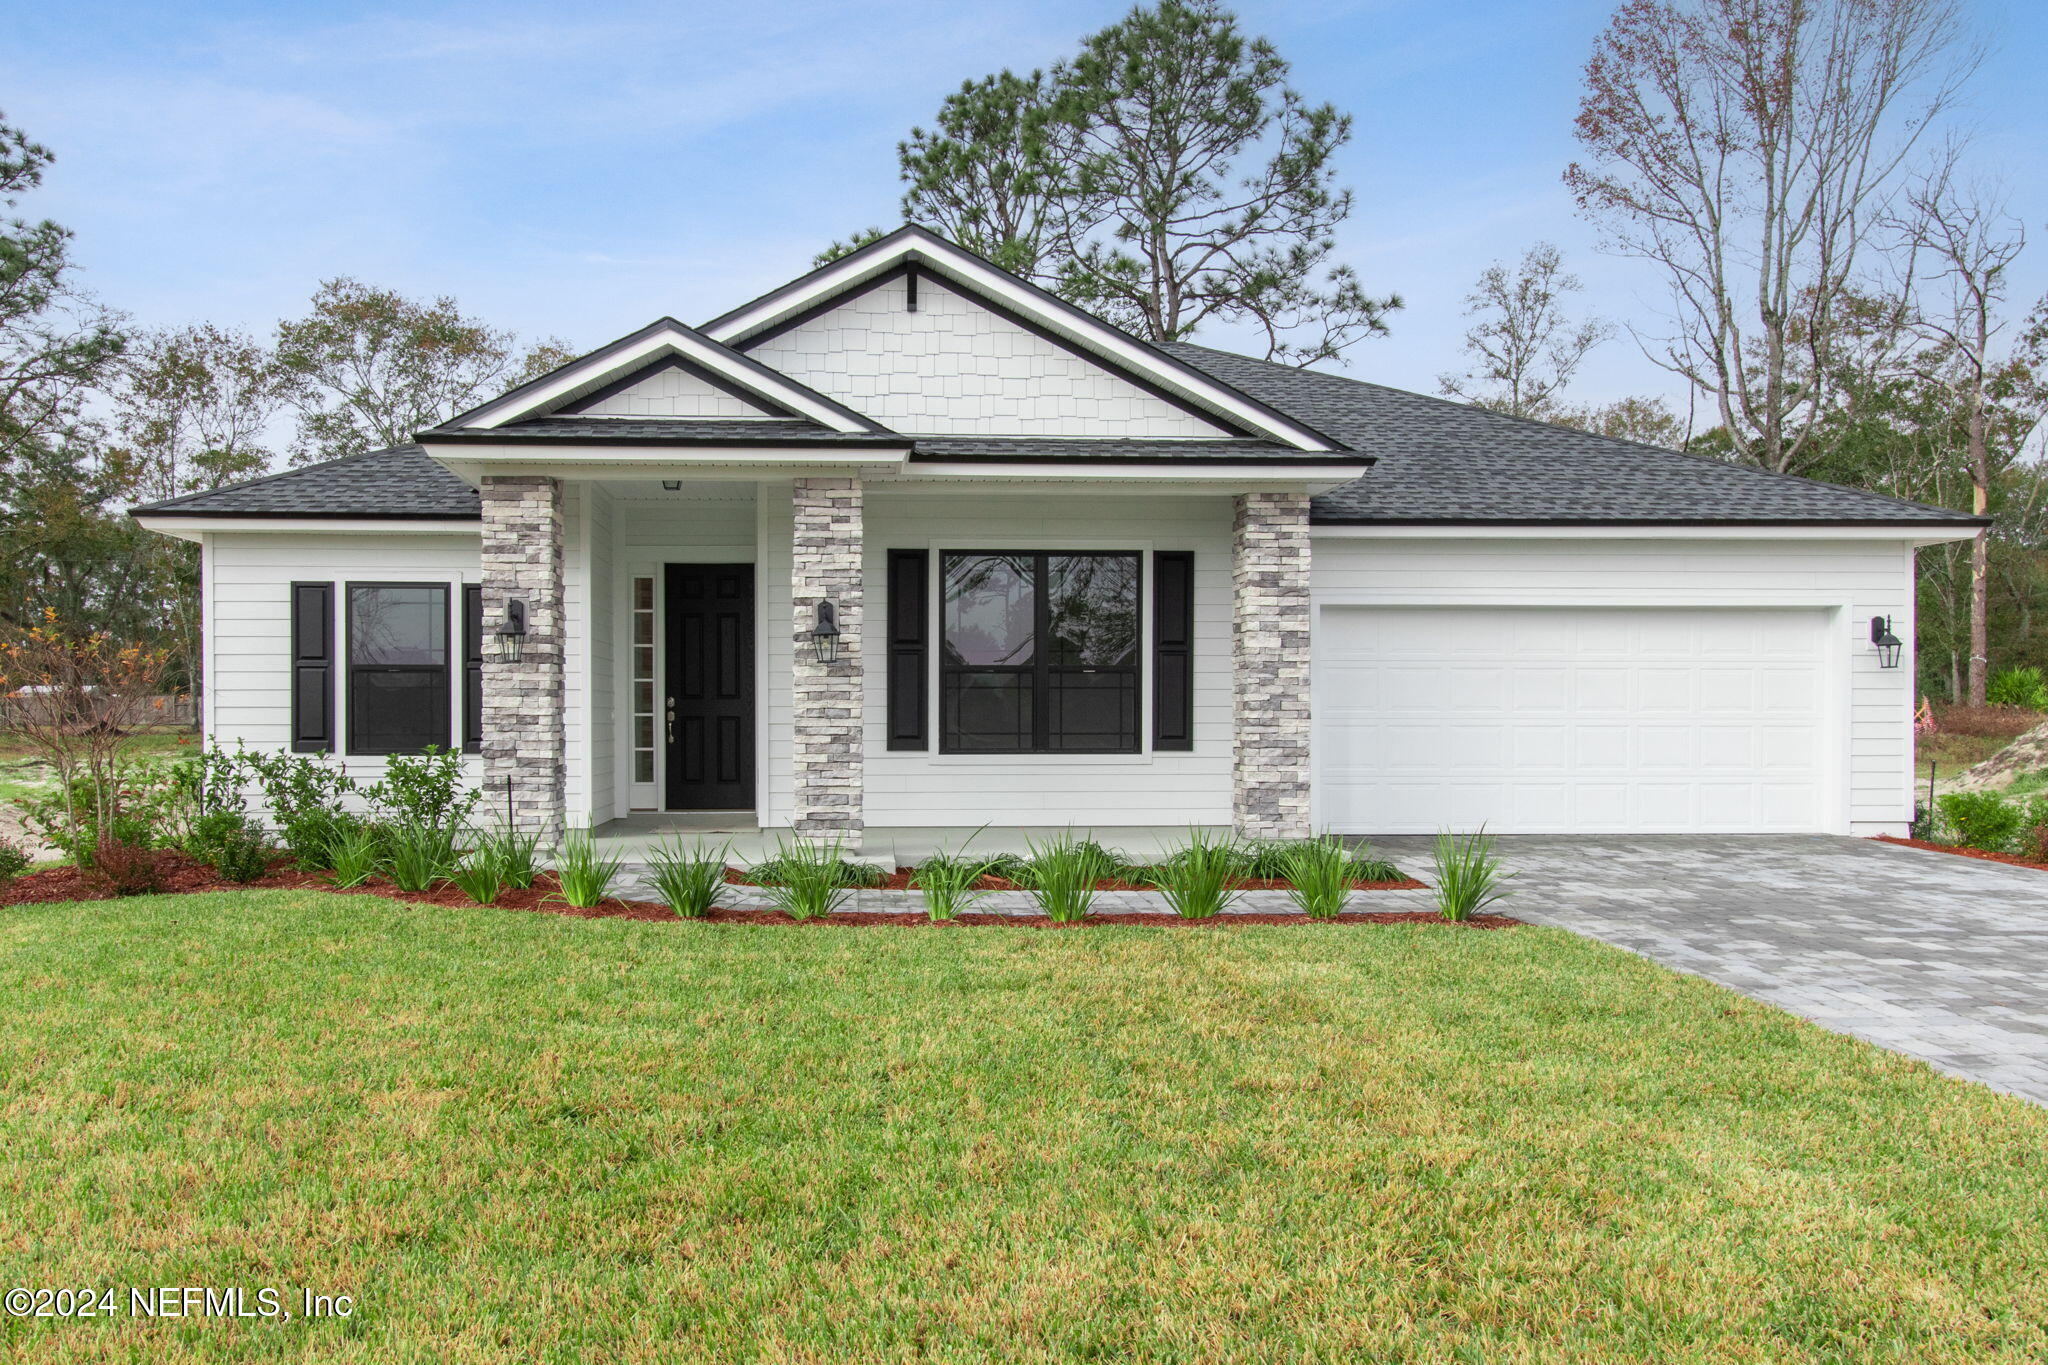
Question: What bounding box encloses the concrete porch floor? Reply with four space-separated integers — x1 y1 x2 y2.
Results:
588 816 1232 866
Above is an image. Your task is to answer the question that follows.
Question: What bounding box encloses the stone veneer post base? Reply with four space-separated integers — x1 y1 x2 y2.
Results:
791 478 864 842
481 475 565 841
1232 491 1312 839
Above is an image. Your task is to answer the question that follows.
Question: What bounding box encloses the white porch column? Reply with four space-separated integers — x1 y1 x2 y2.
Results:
481 475 566 840
1232 491 1312 839
791 477 864 842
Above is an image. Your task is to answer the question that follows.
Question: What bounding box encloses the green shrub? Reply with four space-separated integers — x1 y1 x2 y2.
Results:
746 837 852 920
1016 831 1117 923
1144 829 1246 920
194 813 273 883
910 850 1002 922
747 851 885 888
550 831 624 910
1987 666 2048 711
1431 828 1514 923
473 827 542 889
1936 790 2025 853
384 823 458 892
1274 837 1357 920
367 748 478 833
446 853 505 905
324 824 386 889
0 837 29 885
645 838 728 918
233 749 362 868
19 772 162 866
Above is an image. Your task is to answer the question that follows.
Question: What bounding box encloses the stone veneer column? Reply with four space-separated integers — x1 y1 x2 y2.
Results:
481 475 565 840
1232 491 1312 839
791 478 864 841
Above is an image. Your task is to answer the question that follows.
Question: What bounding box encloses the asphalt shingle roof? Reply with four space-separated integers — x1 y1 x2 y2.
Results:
135 341 1982 528
1157 341 1978 526
134 444 480 519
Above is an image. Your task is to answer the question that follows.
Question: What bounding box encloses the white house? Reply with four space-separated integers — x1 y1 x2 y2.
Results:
132 227 1980 849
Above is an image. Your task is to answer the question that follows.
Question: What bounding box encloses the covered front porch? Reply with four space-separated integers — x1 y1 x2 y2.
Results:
463 464 1319 857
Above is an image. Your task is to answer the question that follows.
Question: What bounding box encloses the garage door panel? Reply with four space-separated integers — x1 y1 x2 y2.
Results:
1316 606 1830 833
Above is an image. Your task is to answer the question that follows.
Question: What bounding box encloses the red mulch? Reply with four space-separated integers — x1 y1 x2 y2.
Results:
724 867 1429 893
0 852 1499 928
1874 834 2048 873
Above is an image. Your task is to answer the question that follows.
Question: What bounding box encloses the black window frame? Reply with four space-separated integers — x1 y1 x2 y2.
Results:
345 580 453 757
938 550 1142 755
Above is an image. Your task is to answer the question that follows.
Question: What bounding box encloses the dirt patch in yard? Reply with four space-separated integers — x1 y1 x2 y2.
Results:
1874 834 2048 874
0 853 1506 927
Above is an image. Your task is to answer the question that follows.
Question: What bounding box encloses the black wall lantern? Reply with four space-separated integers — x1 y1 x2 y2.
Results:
812 600 841 665
492 599 528 664
1869 614 1903 669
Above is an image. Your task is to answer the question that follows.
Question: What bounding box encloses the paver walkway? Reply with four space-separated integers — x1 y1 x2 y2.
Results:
1367 835 2048 1106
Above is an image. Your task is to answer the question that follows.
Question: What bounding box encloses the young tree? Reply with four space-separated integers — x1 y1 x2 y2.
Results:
1438 243 1613 419
275 279 572 466
1566 0 1976 475
0 112 125 469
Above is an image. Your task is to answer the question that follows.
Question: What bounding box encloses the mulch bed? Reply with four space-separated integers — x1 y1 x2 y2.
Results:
724 867 1430 893
0 852 1509 928
1874 834 2048 873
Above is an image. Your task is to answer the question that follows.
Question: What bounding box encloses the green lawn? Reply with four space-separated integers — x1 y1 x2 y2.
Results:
2 892 2044 1363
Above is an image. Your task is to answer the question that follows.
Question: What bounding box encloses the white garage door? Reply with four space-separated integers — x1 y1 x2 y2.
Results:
1315 606 1833 834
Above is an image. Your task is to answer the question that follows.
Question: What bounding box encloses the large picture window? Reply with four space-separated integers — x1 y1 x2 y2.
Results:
347 583 451 755
941 551 1140 753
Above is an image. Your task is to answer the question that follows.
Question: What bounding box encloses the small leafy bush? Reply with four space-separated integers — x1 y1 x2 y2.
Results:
367 748 478 833
747 837 856 920
0 837 30 885
20 772 161 866
1431 827 1514 923
195 813 273 883
1987 666 2048 712
1275 837 1357 920
86 837 165 897
1936 790 2025 853
910 850 1001 922
1144 829 1246 920
474 827 542 889
1017 831 1117 923
325 823 386 889
384 823 457 892
551 831 624 909
447 853 505 905
234 749 361 867
645 838 728 918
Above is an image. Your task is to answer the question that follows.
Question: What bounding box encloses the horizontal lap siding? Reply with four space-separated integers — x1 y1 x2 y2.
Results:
1309 536 1918 833
206 531 484 788
859 492 1233 827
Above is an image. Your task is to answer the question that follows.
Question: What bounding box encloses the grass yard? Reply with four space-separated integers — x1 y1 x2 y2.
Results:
2 892 2045 1363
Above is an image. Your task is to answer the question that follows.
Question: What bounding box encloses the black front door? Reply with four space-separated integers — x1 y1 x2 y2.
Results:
664 563 755 810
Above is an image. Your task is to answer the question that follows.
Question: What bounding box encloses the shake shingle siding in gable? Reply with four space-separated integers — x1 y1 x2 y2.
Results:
1157 342 1980 527
742 272 1232 439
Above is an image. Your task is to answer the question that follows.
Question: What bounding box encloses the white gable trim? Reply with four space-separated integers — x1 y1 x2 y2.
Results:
701 228 1342 453
450 320 884 434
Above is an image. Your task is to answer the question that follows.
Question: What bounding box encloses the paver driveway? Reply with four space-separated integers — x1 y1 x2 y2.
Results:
1372 834 2048 1105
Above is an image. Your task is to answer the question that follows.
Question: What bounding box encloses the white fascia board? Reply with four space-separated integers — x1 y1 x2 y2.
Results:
457 325 872 433
133 515 481 540
894 461 1363 490
702 236 1338 453
1311 523 1981 544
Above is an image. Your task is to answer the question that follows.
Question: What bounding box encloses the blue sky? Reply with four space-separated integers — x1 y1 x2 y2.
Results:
6 0 2046 408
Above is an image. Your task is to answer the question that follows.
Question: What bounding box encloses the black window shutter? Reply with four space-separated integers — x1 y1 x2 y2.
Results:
290 582 334 753
1152 552 1194 751
462 584 484 754
887 549 929 749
